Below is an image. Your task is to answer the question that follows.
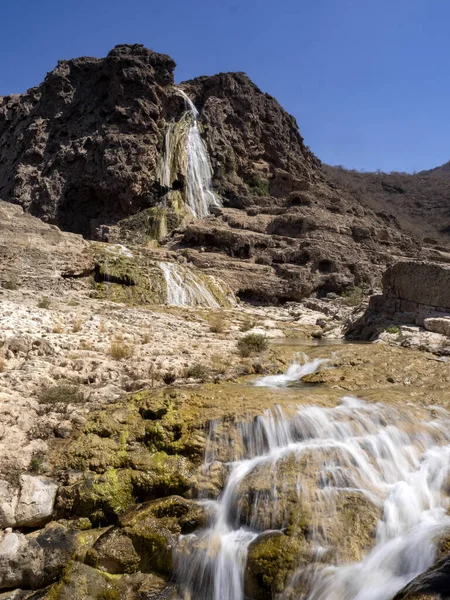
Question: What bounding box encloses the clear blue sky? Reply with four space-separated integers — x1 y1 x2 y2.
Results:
1 0 449 173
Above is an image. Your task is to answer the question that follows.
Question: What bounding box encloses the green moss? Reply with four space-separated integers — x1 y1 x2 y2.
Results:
60 469 135 526
245 532 304 597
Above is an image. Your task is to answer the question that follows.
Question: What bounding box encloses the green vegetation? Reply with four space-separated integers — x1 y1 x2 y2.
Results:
385 325 401 334
240 317 257 332
29 454 45 473
184 363 211 381
247 175 270 197
97 588 120 600
237 333 269 357
39 382 85 405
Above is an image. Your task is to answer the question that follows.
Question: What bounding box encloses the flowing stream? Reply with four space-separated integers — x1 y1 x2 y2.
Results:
175 356 450 600
159 261 220 308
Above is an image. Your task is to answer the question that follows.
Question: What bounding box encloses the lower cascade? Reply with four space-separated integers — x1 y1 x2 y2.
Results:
159 261 221 308
174 359 450 600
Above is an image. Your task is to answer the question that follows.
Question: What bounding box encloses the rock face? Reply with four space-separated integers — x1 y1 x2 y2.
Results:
349 261 450 339
0 45 176 238
0 44 426 301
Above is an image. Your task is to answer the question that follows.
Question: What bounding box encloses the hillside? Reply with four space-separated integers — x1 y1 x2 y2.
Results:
323 162 450 247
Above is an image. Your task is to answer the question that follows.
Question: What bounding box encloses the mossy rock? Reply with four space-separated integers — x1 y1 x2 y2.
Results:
40 562 120 600
57 469 135 526
85 527 141 575
110 496 209 576
90 244 167 305
245 531 305 599
130 452 192 500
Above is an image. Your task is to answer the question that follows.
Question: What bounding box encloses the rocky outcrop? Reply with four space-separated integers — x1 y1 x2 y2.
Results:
348 261 450 339
0 45 427 302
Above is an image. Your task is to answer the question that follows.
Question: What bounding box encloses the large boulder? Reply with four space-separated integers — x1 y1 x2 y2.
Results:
0 476 58 529
383 261 450 309
0 523 75 591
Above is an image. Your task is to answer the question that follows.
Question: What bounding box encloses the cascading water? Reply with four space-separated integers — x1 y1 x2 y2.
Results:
176 88 221 219
254 352 330 387
175 356 450 600
159 261 221 308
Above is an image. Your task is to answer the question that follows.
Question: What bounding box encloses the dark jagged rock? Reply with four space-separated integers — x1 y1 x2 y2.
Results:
0 44 428 302
0 44 178 238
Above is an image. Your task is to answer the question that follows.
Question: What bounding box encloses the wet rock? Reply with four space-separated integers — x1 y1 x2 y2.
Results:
393 554 450 599
245 531 306 599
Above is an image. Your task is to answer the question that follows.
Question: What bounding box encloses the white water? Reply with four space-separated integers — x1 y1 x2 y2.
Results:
175 367 450 600
254 352 330 387
176 89 221 219
159 261 220 308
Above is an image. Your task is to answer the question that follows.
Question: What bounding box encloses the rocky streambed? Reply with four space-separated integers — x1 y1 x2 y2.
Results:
2 335 450 600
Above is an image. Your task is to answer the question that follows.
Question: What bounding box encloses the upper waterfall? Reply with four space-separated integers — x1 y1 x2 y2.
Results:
176 88 221 219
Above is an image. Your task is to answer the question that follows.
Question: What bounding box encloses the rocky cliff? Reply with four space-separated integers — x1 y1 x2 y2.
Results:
0 44 426 302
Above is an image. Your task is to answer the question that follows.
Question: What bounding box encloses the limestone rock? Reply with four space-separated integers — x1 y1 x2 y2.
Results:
0 481 19 529
14 476 58 528
0 532 43 590
424 317 450 338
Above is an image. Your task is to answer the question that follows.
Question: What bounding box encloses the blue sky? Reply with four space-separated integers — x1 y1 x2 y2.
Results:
1 0 449 173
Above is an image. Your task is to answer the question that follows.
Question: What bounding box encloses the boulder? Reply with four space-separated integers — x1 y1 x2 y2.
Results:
424 317 450 338
393 554 450 599
14 476 58 528
0 532 43 590
383 261 450 309
0 476 58 530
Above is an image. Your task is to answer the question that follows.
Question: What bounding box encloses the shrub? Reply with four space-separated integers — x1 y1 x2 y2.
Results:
109 339 134 360
240 317 257 332
209 315 226 334
2 279 19 290
142 331 151 344
29 454 45 474
72 318 84 333
38 296 51 309
184 363 210 381
39 383 85 405
341 286 364 307
248 175 270 197
385 325 401 334
237 333 269 357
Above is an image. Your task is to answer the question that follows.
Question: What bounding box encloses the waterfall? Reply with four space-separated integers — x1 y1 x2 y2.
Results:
175 364 450 600
176 88 221 219
254 352 330 387
159 261 221 308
